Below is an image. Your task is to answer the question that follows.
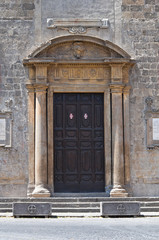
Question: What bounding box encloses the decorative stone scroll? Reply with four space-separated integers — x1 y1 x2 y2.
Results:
47 18 110 34
0 112 12 147
145 97 159 150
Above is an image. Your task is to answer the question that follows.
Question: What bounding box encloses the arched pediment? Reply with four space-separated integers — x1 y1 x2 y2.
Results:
24 36 132 64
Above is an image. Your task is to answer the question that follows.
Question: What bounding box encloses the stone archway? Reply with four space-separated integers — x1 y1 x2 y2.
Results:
24 35 134 197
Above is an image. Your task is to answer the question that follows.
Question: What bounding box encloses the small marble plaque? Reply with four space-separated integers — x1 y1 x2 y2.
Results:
0 119 6 141
153 118 159 140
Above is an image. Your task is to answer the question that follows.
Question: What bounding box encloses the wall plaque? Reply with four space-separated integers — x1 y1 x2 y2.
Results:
0 119 6 141
0 112 12 147
145 97 159 149
153 118 159 141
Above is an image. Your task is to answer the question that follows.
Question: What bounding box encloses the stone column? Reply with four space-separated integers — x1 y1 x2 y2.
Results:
123 86 131 194
26 66 36 197
26 85 35 197
110 84 128 197
32 85 50 197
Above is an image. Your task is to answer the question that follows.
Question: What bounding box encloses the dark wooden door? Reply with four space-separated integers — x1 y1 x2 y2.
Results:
54 93 105 192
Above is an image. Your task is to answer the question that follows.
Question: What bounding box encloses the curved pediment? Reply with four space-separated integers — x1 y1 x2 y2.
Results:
35 41 123 60
24 36 131 64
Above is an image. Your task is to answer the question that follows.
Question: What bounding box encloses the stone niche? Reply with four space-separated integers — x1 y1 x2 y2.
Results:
23 35 135 198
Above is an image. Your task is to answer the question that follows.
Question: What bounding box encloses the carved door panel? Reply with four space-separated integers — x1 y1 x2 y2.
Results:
54 93 105 192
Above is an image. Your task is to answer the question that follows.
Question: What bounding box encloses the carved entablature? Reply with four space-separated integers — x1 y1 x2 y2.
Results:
23 36 134 88
48 64 111 85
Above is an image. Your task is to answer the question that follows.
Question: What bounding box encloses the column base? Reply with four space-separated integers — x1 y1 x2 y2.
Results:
27 184 35 198
110 185 128 198
32 185 51 198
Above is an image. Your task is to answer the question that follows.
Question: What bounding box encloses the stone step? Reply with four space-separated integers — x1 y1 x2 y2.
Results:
140 207 159 212
142 201 159 207
52 208 100 213
0 203 12 208
1 197 159 203
51 203 100 208
1 197 159 216
0 208 12 213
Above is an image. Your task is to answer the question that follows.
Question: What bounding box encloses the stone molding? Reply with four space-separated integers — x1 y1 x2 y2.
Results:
47 18 110 34
24 36 132 59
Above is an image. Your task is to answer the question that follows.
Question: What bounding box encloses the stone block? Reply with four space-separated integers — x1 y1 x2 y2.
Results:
100 202 140 216
22 3 35 10
13 203 52 217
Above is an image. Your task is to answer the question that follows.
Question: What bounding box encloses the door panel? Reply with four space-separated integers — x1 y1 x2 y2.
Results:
54 93 105 192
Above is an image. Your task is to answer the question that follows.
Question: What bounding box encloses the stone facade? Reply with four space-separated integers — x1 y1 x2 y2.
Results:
0 0 158 197
122 0 159 196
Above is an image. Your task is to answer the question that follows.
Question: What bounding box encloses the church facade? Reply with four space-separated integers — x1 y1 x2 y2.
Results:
0 0 159 198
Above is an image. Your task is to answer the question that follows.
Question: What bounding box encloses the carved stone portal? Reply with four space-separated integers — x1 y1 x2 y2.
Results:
24 36 134 197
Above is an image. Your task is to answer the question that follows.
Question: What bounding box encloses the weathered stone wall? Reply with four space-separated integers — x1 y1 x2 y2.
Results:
122 0 159 196
0 0 159 197
0 0 34 196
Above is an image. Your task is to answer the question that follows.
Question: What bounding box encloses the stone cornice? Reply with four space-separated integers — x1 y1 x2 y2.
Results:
47 18 110 32
23 58 135 66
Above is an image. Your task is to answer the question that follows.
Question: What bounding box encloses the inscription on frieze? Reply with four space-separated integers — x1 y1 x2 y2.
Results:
48 65 111 83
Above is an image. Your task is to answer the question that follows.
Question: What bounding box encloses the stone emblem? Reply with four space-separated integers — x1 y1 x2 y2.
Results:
28 204 37 214
72 42 86 59
117 204 126 213
145 97 153 111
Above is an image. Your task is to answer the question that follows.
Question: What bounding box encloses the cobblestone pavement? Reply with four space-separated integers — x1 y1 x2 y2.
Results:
0 217 159 240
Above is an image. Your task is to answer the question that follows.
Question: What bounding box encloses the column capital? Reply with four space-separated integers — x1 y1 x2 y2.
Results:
109 83 125 93
34 84 48 93
109 63 125 68
26 84 35 93
123 85 131 93
26 83 48 92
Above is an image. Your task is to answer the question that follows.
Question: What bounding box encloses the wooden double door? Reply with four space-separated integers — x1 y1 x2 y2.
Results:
54 93 105 192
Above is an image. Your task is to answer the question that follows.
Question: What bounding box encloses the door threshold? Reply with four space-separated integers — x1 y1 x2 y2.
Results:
53 192 109 197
